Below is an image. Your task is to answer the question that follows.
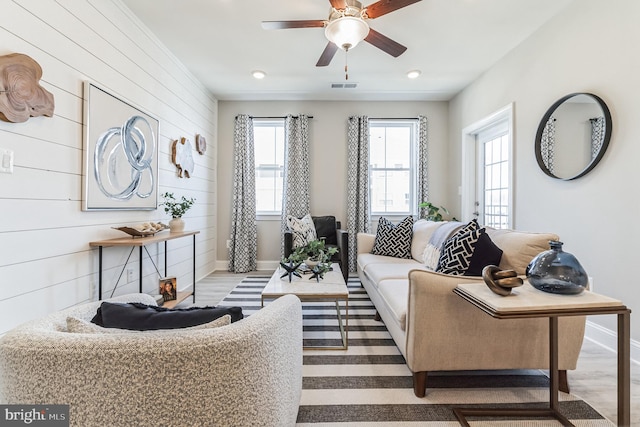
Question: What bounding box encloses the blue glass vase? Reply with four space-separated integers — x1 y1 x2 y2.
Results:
526 241 588 295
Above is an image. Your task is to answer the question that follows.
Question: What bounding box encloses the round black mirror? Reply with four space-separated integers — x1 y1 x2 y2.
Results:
535 93 612 180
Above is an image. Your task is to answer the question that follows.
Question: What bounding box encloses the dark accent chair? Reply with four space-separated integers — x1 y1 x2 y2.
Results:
284 215 349 282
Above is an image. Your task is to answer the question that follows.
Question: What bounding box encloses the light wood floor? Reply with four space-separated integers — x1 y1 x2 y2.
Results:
185 270 639 425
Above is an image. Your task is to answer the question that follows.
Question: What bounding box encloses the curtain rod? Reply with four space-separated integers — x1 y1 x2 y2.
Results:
248 115 313 119
368 117 420 120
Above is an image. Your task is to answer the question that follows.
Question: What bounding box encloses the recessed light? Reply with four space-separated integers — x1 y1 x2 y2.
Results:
252 70 266 79
407 70 421 79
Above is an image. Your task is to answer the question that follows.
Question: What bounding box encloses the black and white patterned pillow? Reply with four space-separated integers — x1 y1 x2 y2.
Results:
286 214 317 248
371 216 414 259
436 220 484 275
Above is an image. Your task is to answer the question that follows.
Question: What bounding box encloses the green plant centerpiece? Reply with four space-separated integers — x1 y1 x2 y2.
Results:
419 201 458 222
161 192 195 218
284 239 338 281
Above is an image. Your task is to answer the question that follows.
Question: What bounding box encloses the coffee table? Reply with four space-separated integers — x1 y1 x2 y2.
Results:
454 282 630 427
261 263 348 350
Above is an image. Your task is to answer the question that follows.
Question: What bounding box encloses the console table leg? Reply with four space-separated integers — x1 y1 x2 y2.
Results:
138 246 143 293
192 235 196 302
549 316 559 411
618 311 630 427
98 246 103 300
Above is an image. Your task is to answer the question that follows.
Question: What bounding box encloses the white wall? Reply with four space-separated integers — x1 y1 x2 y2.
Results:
217 101 449 268
449 0 640 348
0 0 217 335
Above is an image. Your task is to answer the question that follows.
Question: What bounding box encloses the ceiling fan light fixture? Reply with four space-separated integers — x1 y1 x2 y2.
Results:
407 70 421 79
325 16 370 50
252 70 266 79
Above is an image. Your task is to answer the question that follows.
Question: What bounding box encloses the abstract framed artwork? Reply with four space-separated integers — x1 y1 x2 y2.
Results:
82 81 159 210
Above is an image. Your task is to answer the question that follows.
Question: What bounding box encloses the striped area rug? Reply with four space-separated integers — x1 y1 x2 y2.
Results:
217 275 612 426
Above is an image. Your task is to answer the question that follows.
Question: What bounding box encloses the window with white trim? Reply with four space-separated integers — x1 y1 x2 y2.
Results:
254 119 285 215
369 120 418 216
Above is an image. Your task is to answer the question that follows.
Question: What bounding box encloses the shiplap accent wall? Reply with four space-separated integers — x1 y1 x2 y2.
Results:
0 0 217 335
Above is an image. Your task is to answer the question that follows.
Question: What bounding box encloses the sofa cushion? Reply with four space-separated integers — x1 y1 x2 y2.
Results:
486 228 559 273
371 216 414 259
91 302 243 331
364 262 427 288
286 213 318 248
411 220 445 262
464 232 504 276
436 221 484 275
357 252 417 275
68 314 231 334
377 279 409 331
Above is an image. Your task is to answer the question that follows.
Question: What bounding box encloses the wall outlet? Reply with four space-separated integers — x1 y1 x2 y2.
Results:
226 239 231 249
127 269 135 283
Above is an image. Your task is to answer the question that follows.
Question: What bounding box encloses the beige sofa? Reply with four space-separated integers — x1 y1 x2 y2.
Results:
357 220 586 397
0 293 303 427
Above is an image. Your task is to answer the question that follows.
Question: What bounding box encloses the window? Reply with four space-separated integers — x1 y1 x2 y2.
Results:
478 122 510 229
254 120 285 215
369 120 418 216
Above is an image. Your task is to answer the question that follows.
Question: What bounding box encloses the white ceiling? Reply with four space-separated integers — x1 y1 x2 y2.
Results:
121 0 573 101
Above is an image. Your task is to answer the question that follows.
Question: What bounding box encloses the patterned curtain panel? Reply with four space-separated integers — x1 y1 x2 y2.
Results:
281 114 311 257
590 116 605 159
541 116 556 173
417 115 429 218
229 114 257 273
346 115 370 273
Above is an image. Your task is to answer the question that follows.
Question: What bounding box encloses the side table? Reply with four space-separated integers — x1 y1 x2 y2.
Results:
453 282 630 427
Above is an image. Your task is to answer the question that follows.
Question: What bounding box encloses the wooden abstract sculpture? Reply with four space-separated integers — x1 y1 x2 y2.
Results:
0 53 55 123
482 265 524 296
171 137 195 178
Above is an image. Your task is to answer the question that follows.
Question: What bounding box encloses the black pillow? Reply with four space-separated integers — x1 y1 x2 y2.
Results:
464 231 503 276
91 302 243 331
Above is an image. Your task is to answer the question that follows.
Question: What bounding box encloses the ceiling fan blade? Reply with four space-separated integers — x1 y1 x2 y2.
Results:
261 20 326 30
316 42 339 67
364 0 422 19
365 28 407 57
329 0 348 9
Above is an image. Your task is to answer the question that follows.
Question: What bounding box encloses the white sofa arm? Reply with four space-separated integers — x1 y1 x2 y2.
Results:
357 232 376 254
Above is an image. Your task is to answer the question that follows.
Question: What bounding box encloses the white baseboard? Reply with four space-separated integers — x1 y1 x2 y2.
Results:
584 320 640 366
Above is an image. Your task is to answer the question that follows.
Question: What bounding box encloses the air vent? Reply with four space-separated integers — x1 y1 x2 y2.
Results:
331 82 358 89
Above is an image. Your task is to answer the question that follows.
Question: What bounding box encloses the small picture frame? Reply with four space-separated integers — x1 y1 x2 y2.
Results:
159 276 177 302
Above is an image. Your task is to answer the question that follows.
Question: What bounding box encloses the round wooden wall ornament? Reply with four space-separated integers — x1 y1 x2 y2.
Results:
0 53 55 123
195 133 207 155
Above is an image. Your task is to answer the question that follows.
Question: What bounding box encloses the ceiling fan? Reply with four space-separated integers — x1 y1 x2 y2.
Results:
261 0 422 67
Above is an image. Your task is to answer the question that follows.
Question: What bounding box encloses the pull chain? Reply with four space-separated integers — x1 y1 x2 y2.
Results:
344 46 349 81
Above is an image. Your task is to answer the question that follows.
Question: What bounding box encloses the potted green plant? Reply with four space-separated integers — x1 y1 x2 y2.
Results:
419 201 457 222
160 192 195 233
285 239 338 279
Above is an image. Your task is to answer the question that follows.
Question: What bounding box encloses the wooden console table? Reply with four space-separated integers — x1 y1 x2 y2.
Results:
89 231 199 307
453 282 631 427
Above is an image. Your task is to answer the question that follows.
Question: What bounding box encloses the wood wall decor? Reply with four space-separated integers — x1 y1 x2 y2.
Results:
195 133 207 155
0 53 55 123
171 137 195 178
